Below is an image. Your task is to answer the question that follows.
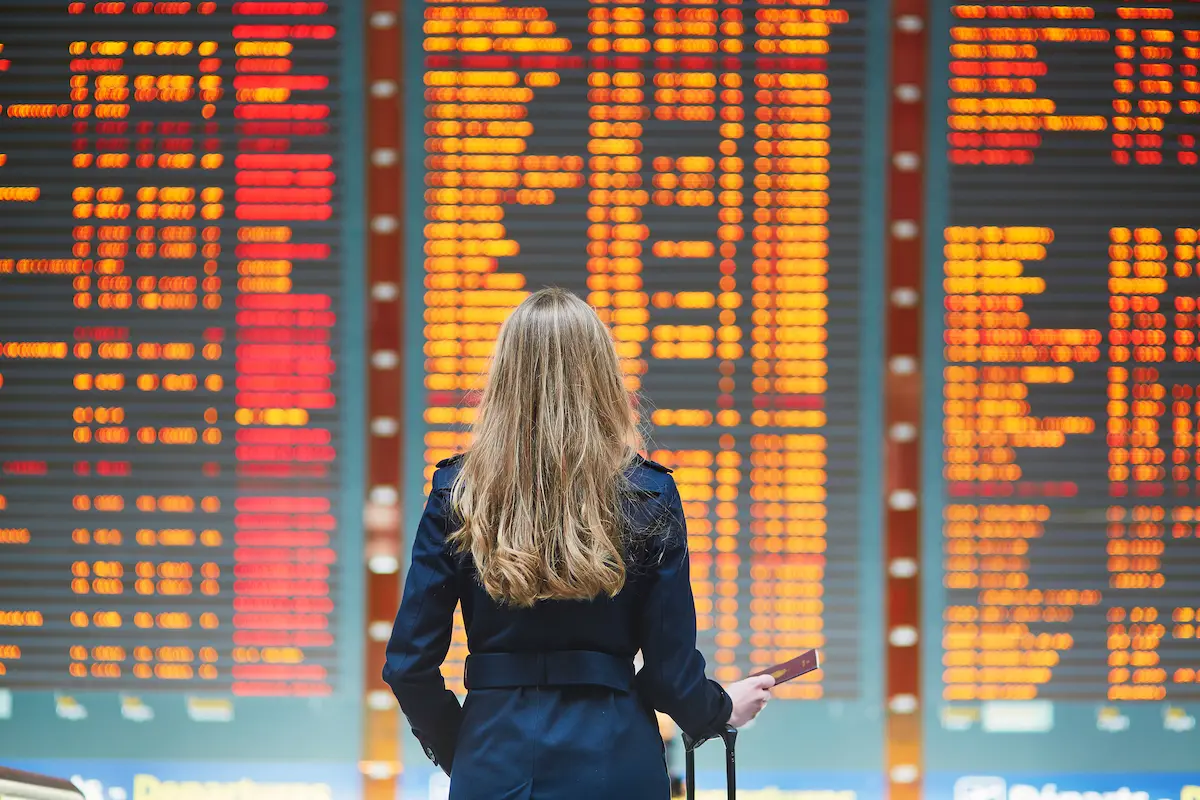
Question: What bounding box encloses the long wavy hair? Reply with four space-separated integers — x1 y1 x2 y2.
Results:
448 288 641 607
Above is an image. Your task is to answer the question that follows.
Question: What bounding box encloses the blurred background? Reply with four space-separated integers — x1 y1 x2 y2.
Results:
2 1 1200 799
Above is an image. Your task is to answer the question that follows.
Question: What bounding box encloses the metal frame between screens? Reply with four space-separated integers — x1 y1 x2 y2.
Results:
362 1 405 799
885 3 929 799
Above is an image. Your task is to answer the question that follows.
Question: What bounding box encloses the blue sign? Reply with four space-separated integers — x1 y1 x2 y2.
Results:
928 773 1200 800
1 760 360 800
400 765 883 800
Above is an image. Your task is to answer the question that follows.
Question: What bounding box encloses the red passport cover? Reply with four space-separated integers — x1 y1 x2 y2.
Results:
750 648 820 684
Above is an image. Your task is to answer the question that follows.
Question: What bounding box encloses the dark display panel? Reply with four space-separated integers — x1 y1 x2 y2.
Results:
412 0 876 702
0 0 363 759
926 0 1200 779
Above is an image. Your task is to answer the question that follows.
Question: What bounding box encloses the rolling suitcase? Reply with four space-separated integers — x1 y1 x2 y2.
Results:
682 725 737 800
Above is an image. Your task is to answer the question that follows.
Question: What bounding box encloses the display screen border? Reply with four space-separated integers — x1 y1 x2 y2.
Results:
400 0 893 777
920 0 1200 774
0 0 367 763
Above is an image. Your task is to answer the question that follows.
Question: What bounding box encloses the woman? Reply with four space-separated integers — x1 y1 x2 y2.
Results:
383 288 774 799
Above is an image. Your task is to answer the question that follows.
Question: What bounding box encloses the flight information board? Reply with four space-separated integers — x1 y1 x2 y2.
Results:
410 0 879 702
404 2 890 791
924 0 1200 780
0 0 363 761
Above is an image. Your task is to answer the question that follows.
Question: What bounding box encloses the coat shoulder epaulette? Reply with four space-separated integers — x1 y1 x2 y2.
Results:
635 453 673 474
435 452 465 469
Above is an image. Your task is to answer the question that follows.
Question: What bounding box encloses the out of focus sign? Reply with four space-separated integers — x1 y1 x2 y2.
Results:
0 766 83 800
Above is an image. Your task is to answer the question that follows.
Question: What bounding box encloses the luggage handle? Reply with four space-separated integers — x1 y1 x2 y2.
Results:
682 725 737 800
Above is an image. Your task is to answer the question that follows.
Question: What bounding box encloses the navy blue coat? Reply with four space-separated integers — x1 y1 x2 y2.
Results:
383 454 732 799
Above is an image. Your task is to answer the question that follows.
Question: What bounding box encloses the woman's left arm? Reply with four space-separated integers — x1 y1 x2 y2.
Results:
382 473 462 775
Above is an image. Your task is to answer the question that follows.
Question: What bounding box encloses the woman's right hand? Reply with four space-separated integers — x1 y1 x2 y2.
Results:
724 674 775 728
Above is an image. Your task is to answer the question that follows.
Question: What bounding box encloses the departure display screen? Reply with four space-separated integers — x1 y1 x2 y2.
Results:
0 0 363 762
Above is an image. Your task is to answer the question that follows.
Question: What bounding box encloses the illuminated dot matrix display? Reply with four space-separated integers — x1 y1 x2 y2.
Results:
933 1 1200 711
0 1 353 703
412 0 874 701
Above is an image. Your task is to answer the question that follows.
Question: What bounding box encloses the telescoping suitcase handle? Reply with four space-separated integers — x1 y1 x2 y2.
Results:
682 725 737 800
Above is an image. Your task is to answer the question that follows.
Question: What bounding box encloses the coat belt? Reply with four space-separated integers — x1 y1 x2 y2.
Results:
464 650 634 692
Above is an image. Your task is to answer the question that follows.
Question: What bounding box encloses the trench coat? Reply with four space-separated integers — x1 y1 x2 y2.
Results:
382 453 732 800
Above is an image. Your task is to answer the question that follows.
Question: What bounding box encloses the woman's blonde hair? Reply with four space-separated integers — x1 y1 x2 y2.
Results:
448 287 642 607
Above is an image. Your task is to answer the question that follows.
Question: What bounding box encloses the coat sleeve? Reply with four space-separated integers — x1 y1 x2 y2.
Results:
634 476 733 742
382 476 462 775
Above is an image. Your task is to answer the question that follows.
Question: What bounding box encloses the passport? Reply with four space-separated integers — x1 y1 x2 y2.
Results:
750 649 820 684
